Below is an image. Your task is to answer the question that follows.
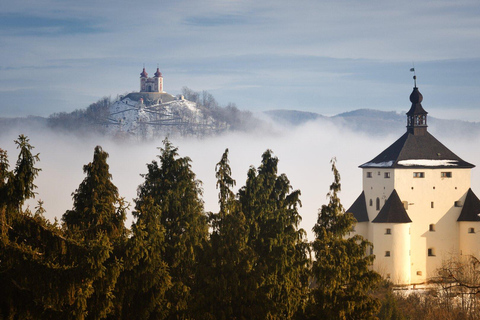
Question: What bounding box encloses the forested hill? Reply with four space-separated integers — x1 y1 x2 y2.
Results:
1 89 479 139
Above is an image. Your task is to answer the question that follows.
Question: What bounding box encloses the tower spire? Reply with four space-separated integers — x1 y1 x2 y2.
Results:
406 71 428 136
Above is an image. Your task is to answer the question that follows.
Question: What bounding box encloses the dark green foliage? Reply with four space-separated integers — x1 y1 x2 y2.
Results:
115 197 171 320
0 137 118 319
136 138 208 318
0 135 41 213
237 149 309 319
308 159 381 319
194 149 256 319
63 146 127 242
62 145 128 319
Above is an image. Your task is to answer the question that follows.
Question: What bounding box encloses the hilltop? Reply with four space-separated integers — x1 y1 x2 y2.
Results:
1 90 480 140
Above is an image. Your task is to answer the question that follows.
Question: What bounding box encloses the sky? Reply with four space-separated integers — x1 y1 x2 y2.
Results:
1 0 480 120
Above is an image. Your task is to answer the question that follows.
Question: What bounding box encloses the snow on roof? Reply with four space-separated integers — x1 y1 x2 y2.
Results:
397 159 459 167
361 161 394 168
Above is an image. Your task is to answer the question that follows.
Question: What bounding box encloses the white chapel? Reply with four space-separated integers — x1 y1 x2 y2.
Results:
347 77 480 285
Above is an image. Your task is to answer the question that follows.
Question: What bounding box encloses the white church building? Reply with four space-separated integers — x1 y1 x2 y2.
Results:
347 79 480 285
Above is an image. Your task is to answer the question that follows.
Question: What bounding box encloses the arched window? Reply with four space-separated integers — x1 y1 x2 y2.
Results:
376 197 380 210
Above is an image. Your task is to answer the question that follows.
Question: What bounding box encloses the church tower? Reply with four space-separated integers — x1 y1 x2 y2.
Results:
140 66 164 93
347 76 480 285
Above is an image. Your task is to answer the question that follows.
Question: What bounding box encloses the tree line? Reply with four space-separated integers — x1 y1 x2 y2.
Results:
0 135 382 319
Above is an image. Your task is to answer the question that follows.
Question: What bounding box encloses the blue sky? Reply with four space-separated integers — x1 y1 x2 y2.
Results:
2 0 480 120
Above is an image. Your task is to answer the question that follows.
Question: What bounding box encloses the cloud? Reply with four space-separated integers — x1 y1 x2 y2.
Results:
0 13 104 36
1 0 480 120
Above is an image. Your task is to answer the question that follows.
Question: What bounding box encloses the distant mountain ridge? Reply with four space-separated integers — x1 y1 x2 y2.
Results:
2 106 479 139
263 109 480 138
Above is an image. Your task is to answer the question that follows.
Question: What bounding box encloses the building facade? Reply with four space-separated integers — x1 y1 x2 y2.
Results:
347 83 480 285
140 67 164 93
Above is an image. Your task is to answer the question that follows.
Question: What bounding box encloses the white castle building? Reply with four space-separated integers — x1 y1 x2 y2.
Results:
347 79 480 285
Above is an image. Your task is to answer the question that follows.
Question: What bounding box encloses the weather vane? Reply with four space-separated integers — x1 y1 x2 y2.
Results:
410 64 417 87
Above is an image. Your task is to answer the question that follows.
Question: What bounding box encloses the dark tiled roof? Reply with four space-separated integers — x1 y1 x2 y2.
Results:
360 131 475 169
346 191 369 222
457 188 480 221
372 190 412 223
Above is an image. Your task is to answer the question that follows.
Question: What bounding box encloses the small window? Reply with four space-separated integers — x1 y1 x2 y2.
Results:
384 172 391 178
429 224 435 231
431 202 434 208
366 172 372 178
369 199 373 206
469 228 475 234
455 201 463 207
376 198 380 210
385 251 391 257
441 172 452 178
428 248 435 257
378 171 381 176
417 271 422 276
385 228 391 235
413 172 425 178
402 201 409 210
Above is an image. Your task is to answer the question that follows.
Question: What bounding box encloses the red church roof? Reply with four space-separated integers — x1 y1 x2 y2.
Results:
140 68 148 78
154 68 162 77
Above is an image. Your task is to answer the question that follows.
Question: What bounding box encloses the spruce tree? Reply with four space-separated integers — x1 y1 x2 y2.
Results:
115 197 171 320
308 159 381 319
0 137 115 319
238 150 309 319
136 139 208 319
62 146 127 319
195 149 255 319
63 146 127 242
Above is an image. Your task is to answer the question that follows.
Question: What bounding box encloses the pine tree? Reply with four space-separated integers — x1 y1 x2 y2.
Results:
136 139 208 319
308 159 381 319
238 149 309 319
62 146 127 319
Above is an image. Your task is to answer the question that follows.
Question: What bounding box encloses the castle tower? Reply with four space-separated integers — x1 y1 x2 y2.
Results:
347 77 479 285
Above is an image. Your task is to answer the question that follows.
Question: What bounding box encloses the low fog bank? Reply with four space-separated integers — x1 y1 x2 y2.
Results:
2 118 480 241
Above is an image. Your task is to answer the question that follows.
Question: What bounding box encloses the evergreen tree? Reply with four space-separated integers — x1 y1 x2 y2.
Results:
115 197 171 320
63 146 127 242
195 149 256 319
0 137 115 319
136 139 208 319
62 146 127 319
0 135 41 213
308 159 381 319
238 150 309 319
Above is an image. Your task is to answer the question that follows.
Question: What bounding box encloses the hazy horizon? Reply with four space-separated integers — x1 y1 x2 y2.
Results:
3 117 480 241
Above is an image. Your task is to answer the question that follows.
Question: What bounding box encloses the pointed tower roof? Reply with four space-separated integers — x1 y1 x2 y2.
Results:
457 188 480 221
372 190 412 223
154 67 162 77
346 191 369 222
360 81 475 169
140 67 148 78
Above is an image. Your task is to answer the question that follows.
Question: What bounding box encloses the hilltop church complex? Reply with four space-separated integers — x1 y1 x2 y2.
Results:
347 77 480 285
